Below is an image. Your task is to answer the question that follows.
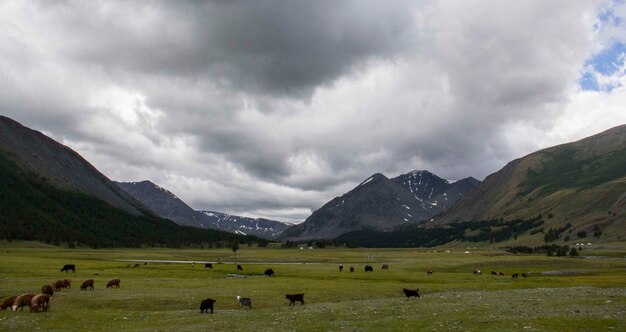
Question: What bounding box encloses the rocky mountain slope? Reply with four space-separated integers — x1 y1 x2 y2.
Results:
0 116 257 247
116 180 290 238
281 171 480 241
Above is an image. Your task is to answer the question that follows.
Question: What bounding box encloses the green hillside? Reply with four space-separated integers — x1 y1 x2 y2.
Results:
0 151 257 248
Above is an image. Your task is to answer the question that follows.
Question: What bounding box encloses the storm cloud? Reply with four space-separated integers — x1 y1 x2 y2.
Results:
1 0 625 222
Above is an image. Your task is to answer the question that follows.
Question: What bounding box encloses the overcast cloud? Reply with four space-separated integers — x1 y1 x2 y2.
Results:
1 0 625 222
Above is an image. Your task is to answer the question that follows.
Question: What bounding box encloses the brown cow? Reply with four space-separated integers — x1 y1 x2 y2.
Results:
80 279 95 291
403 288 420 298
106 279 121 288
427 270 433 275
30 294 51 312
381 264 389 270
512 273 519 279
53 280 64 291
63 279 71 288
522 273 528 278
498 272 505 276
349 266 355 272
286 293 305 306
0 296 17 311
12 293 35 311
41 285 54 296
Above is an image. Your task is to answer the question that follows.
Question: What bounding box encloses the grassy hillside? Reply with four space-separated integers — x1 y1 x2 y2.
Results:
0 151 257 248
434 125 626 243
0 243 624 331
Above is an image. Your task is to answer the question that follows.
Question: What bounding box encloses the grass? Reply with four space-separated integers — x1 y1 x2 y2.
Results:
0 241 625 331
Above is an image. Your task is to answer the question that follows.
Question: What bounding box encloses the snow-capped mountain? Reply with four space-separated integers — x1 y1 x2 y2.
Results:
280 171 480 241
116 180 290 239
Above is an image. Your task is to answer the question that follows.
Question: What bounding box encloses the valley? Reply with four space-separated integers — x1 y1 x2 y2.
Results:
1 242 625 331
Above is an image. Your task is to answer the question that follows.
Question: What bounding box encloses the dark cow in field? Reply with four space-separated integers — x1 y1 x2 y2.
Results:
498 272 505 276
473 270 481 275
11 293 35 311
264 268 275 277
512 273 519 279
403 288 420 298
427 270 433 275
61 264 76 273
205 263 213 269
286 293 305 306
133 264 140 268
80 279 95 291
381 264 389 270
364 265 373 272
0 296 17 311
63 279 71 288
41 285 54 296
350 266 355 272
30 294 51 313
522 273 528 278
236 296 252 309
200 298 216 314
106 279 121 288
237 265 243 271
491 271 497 276
339 264 344 272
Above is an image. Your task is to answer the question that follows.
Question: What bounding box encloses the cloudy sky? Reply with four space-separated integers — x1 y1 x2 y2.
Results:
1 0 625 223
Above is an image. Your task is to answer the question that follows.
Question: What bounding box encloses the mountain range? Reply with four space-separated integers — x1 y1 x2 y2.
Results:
0 116 256 247
116 180 290 239
280 171 480 241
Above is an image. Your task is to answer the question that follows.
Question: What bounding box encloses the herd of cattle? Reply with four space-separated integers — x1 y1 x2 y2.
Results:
0 264 122 313
1 262 530 315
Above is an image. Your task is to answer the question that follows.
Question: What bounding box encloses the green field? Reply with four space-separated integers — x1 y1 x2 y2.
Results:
1 241 625 331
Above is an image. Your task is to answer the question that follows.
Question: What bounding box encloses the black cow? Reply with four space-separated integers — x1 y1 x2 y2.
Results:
286 293 305 306
364 265 373 272
61 264 76 273
512 273 519 279
237 265 243 271
339 264 344 272
200 298 216 314
205 263 213 269
264 268 274 277
403 288 420 298
350 266 355 272
522 273 528 278
381 264 389 270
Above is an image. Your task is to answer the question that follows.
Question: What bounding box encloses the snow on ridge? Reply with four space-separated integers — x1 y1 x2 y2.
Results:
360 176 374 186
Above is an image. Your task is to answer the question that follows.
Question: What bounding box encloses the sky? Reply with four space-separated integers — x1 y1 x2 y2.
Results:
1 0 625 223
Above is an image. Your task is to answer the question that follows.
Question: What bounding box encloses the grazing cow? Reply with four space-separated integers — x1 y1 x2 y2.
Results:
264 269 275 277
41 285 54 296
61 264 76 273
364 265 373 272
236 296 252 309
80 279 95 291
0 296 17 311
512 273 519 279
53 280 64 291
205 263 213 269
381 264 389 270
133 264 140 268
286 293 305 306
63 279 71 289
200 298 216 314
427 270 433 275
498 272 505 276
339 264 344 272
29 294 51 313
350 266 355 272
402 288 420 298
106 279 121 288
237 265 243 271
473 270 481 275
491 271 497 276
11 293 35 312
522 273 528 278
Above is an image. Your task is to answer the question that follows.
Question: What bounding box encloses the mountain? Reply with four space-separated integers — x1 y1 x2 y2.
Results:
431 124 626 242
280 171 480 241
0 116 257 247
0 116 144 215
116 180 290 239
199 211 290 239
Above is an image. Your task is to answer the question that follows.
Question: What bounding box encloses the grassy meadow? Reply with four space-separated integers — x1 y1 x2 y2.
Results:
0 241 625 331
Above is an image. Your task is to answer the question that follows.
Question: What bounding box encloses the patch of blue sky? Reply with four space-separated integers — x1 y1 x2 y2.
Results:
580 42 625 92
